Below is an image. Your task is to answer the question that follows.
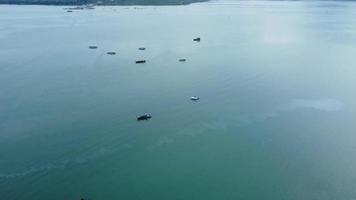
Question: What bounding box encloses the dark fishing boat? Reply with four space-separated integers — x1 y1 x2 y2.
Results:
107 52 116 55
89 46 98 49
136 60 146 64
137 114 152 121
138 47 146 50
179 58 186 62
193 37 201 42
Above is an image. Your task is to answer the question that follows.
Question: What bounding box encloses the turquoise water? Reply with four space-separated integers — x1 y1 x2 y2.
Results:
1 1 356 199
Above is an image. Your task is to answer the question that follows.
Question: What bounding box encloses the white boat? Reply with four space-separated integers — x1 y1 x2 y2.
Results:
191 96 199 101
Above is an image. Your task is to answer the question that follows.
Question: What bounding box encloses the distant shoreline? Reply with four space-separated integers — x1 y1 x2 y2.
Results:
0 0 208 6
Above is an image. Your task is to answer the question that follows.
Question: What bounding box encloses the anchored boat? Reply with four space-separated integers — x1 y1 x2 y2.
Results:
136 60 146 64
191 96 200 101
107 51 116 55
137 114 152 121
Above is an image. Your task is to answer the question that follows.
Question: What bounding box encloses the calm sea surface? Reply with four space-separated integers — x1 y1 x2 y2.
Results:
1 1 356 199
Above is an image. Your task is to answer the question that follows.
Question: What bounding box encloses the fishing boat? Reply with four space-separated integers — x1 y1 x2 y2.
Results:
136 60 146 64
191 96 200 101
193 37 201 42
107 51 116 55
137 114 152 121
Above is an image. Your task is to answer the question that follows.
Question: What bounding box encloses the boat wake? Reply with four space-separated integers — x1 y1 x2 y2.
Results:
0 147 113 179
236 98 345 126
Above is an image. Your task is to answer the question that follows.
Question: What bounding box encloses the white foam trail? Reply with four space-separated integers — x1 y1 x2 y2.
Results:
236 98 344 126
0 147 114 179
281 99 344 112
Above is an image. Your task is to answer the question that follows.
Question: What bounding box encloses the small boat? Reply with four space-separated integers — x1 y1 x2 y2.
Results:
179 58 186 62
136 60 146 64
138 47 146 50
137 114 152 121
67 10 73 12
72 6 84 10
89 46 98 49
85 5 95 9
193 37 201 42
191 96 200 101
107 52 116 55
